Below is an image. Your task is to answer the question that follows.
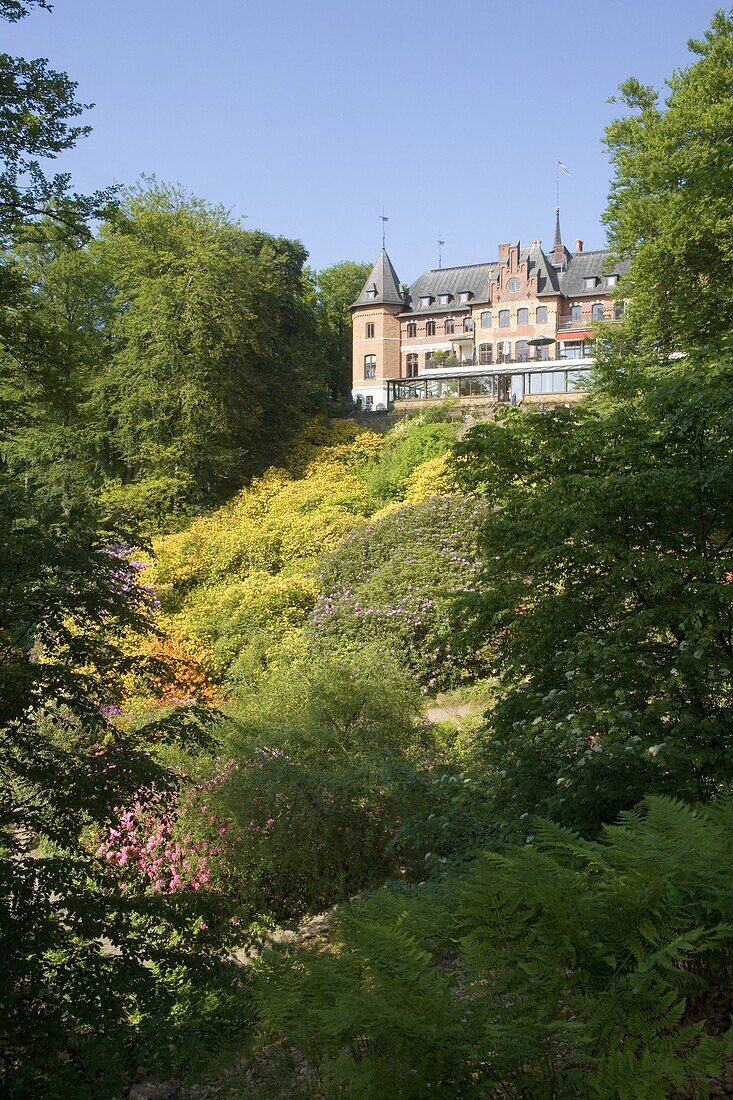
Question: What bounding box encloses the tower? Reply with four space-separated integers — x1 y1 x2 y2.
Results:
350 248 404 409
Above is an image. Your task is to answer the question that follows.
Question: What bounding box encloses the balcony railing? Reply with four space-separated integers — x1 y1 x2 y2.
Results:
558 314 622 329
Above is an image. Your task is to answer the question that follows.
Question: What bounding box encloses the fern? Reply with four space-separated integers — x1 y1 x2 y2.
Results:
255 796 733 1097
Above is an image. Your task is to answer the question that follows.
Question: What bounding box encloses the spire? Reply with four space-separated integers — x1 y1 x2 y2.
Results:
553 206 562 253
352 248 404 308
550 206 570 268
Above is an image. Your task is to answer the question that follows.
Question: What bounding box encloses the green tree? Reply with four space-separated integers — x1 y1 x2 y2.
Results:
454 356 733 832
311 259 370 400
604 9 733 357
91 183 327 530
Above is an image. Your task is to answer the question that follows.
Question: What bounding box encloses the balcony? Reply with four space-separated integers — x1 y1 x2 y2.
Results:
558 314 622 330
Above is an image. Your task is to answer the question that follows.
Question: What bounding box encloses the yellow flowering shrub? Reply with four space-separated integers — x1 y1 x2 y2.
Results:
402 453 459 503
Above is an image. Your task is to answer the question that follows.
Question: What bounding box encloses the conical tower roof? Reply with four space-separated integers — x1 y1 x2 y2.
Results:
550 207 570 267
352 248 404 308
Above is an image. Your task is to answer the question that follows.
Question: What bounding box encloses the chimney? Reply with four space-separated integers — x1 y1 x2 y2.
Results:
575 238 583 253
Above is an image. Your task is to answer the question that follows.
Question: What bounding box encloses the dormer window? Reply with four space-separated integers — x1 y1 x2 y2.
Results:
438 293 452 305
584 276 598 290
419 295 433 308
366 286 377 300
457 291 472 303
606 274 618 288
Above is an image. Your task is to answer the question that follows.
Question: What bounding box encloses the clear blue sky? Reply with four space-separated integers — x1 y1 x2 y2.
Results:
7 0 723 279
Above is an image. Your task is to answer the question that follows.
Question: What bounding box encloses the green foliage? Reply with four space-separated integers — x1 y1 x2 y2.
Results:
310 260 370 400
453 355 733 832
604 10 733 356
206 653 428 919
257 797 733 1098
312 494 491 689
362 416 457 502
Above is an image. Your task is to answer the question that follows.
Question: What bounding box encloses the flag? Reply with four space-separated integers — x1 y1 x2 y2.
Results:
558 160 571 175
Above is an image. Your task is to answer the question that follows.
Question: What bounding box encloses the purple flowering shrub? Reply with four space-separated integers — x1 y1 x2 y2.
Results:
312 495 492 690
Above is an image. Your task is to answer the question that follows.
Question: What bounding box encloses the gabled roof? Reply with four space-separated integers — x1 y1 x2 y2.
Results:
560 250 631 297
352 248 405 308
403 263 495 314
524 244 561 296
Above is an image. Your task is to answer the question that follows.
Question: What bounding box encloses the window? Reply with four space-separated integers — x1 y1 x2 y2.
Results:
479 342 492 365
419 296 432 307
366 288 377 300
480 310 491 328
438 293 452 305
515 340 530 362
559 340 582 360
535 344 550 361
498 309 510 327
571 304 582 321
424 351 434 369
406 321 417 338
584 276 598 290
567 370 590 392
364 395 374 407
458 291 471 303
497 341 511 363
606 274 618 288
425 320 436 336
444 317 455 334
365 322 375 338
363 354 376 379
591 303 606 321
405 353 418 378
613 300 625 321
536 305 548 324
463 317 474 332
517 307 529 326
507 278 521 292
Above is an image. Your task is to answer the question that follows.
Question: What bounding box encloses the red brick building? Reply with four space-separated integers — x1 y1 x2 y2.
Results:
351 211 629 411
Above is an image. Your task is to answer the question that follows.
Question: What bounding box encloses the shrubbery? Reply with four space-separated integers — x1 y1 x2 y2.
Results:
257 797 733 1099
312 495 492 689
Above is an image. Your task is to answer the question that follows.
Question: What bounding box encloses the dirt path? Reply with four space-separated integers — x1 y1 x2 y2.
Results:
425 702 474 724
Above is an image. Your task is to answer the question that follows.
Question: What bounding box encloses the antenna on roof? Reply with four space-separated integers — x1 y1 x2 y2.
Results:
437 233 445 270
381 206 388 249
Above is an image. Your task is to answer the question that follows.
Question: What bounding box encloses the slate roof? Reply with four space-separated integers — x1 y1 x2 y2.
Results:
403 263 495 314
353 237 629 315
560 249 631 297
352 248 405 308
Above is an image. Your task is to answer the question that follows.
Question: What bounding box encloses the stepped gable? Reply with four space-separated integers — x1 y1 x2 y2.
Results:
352 248 404 307
404 263 494 314
560 249 631 297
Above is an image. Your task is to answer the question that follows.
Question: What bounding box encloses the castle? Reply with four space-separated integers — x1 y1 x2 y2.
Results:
350 210 629 411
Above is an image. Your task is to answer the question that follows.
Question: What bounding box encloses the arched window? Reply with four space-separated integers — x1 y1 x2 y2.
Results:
444 318 455 334
480 311 491 328
536 305 548 324
591 303 606 321
425 320 436 336
424 351 434 369
613 300 625 321
363 355 376 379
497 340 511 363
405 353 418 378
463 317 474 332
517 308 528 326
479 342 492 365
406 321 417 338
498 309 510 328
515 340 530 362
